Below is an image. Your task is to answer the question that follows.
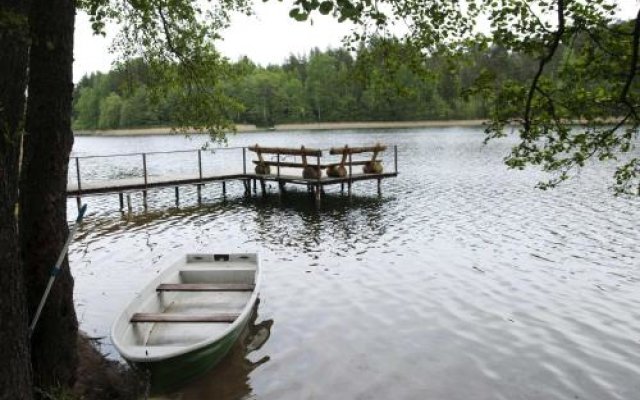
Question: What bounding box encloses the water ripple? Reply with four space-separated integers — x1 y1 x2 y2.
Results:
68 129 640 399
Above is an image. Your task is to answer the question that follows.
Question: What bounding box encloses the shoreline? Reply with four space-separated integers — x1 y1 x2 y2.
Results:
74 119 487 136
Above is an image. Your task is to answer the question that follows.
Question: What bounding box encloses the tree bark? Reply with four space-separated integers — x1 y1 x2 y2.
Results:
0 0 34 398
20 0 77 391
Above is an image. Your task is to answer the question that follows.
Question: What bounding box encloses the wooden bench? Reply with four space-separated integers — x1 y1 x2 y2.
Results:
156 283 254 292
130 312 240 323
327 143 387 177
248 145 324 179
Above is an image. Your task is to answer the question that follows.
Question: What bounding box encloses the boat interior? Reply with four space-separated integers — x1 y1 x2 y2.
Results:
114 254 258 358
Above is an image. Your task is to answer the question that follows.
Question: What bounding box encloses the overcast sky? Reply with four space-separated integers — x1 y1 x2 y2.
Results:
73 0 640 82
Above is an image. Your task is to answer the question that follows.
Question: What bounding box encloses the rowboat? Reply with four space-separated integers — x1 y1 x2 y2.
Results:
110 253 261 392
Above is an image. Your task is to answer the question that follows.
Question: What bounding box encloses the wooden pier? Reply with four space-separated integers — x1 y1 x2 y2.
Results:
67 145 398 209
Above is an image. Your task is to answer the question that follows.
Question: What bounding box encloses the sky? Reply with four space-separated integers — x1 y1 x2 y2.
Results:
73 0 640 82
73 1 353 82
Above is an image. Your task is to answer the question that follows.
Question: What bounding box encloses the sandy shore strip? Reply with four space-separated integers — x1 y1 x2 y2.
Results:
74 120 487 136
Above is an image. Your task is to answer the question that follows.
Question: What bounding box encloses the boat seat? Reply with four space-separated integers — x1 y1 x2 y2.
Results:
130 312 240 323
156 283 254 292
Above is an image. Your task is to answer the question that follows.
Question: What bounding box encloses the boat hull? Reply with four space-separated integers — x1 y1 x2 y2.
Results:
132 308 251 393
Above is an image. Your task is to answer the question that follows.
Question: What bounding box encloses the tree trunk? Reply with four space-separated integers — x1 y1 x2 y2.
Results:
20 0 77 391
0 0 34 398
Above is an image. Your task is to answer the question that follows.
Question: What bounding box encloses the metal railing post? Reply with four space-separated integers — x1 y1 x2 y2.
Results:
142 153 148 187
242 147 247 175
75 157 82 193
394 145 398 173
198 150 203 180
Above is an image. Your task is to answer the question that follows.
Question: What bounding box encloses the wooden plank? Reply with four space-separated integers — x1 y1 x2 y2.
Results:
66 173 247 196
156 283 254 292
248 145 322 157
252 160 328 169
325 161 369 167
252 160 370 168
131 312 240 323
329 145 387 155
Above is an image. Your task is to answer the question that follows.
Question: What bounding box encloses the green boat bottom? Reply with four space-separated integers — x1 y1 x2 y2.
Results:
132 314 250 394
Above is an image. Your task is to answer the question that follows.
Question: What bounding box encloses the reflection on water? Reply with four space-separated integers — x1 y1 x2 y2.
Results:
69 128 640 400
159 300 273 399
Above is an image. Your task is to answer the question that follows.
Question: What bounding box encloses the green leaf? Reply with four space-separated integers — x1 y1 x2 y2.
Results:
319 1 333 15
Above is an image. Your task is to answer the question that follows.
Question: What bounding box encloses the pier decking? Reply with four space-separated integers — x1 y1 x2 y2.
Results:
67 146 398 208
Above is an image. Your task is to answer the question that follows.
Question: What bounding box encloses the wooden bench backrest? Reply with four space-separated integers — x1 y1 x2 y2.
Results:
248 145 322 157
329 143 387 167
249 145 323 167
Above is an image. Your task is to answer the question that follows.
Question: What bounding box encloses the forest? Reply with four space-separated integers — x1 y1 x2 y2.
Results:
72 40 538 129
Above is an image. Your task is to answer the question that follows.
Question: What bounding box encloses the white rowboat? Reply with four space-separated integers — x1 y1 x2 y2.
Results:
110 253 261 392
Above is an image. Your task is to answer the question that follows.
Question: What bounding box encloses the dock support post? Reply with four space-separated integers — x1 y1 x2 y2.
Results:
126 193 132 213
260 179 266 197
222 181 227 197
253 179 257 194
278 181 286 197
142 190 148 209
175 187 180 207
377 178 382 196
348 153 353 198
76 197 82 212
119 192 124 210
315 184 321 207
341 182 344 194
197 185 202 204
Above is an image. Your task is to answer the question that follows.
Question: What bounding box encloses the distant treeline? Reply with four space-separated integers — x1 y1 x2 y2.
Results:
73 40 537 129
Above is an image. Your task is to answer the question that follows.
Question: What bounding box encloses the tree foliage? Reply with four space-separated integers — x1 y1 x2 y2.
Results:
285 0 640 194
77 0 252 141
74 41 539 128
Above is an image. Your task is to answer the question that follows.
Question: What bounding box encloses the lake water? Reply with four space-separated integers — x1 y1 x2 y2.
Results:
68 127 640 400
